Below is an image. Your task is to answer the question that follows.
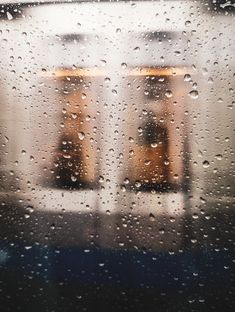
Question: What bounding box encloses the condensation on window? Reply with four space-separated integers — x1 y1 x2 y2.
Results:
0 1 234 311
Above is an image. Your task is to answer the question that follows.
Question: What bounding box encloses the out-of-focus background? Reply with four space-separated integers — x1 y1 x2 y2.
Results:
0 1 234 311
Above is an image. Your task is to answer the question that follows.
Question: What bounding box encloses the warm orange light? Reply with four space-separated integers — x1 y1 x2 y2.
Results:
40 67 189 78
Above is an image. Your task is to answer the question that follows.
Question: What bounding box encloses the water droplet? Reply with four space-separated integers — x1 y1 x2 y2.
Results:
144 159 151 166
192 213 198 219
149 213 155 221
71 175 77 182
100 59 106 66
81 93 87 100
189 90 199 99
71 113 78 119
165 90 173 98
26 205 34 213
25 246 32 250
215 154 223 160
184 74 191 82
78 132 85 140
202 160 210 168
121 185 126 192
4 136 9 143
99 175 104 183
135 181 141 188
6 12 13 20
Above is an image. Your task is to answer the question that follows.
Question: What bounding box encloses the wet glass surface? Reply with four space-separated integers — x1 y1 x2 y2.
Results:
0 1 234 311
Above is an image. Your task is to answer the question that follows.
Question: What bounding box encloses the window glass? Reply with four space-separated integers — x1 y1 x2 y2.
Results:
0 1 234 311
